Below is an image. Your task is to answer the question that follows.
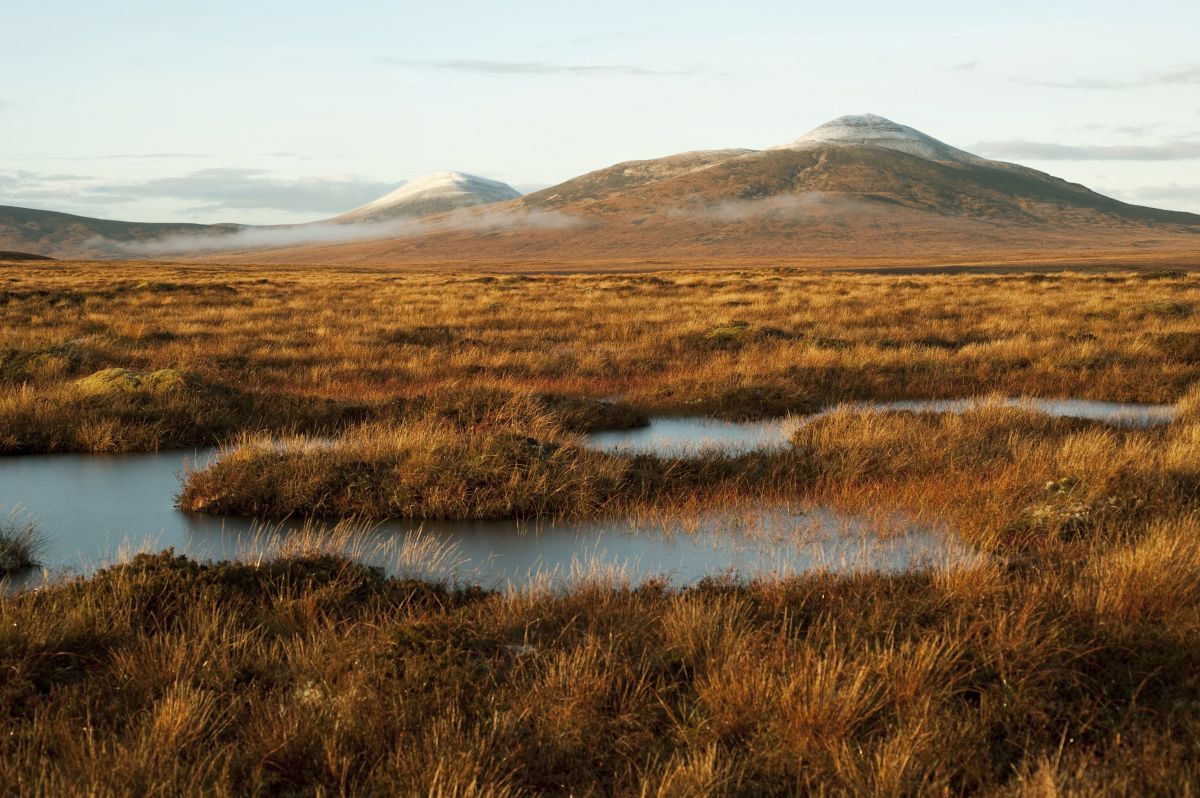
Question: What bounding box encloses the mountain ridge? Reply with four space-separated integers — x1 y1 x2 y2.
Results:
2 114 1197 261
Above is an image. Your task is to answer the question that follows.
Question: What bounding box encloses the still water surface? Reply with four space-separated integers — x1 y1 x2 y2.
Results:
5 397 1168 589
1 446 959 590
590 398 1175 455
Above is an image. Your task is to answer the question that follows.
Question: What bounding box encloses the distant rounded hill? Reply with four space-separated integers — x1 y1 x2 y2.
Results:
0 250 56 261
2 115 1198 264
333 171 522 223
0 172 521 259
0 205 243 260
520 114 1196 229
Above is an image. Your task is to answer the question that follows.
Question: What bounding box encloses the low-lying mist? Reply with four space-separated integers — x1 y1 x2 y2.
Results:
104 206 585 256
665 192 865 223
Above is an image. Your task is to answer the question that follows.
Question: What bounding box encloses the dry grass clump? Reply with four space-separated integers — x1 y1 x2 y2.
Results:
394 383 648 433
0 341 96 384
179 407 805 520
181 417 628 520
0 370 359 454
790 403 1199 552
1176 382 1200 424
0 511 44 577
1079 514 1200 625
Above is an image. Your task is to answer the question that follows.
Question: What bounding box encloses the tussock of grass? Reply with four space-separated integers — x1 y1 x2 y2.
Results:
1153 331 1200 362
181 419 628 520
394 384 648 433
0 374 363 454
1080 514 1200 624
792 403 1200 551
179 410 805 520
1177 382 1200 424
0 342 94 384
0 512 44 577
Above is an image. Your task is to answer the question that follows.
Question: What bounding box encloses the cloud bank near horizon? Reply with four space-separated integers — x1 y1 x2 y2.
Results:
1019 63 1200 91
973 139 1200 161
91 168 400 216
385 58 712 77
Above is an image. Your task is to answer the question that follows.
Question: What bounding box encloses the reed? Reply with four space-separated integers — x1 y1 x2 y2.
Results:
0 510 43 577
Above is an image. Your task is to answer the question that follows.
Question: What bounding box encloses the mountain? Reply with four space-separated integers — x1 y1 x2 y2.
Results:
0 171 521 258
518 114 1194 226
0 205 243 260
0 250 56 261
4 116 1198 263
776 113 989 164
216 114 1200 264
334 171 521 223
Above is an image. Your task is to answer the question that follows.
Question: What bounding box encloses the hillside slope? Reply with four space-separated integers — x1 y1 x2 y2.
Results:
210 115 1198 264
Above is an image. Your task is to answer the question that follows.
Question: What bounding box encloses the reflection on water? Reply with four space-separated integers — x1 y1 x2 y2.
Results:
587 417 793 456
2 396 1174 589
0 448 968 591
589 397 1175 455
842 398 1176 427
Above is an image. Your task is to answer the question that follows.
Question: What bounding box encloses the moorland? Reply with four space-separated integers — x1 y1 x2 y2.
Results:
2 257 1200 795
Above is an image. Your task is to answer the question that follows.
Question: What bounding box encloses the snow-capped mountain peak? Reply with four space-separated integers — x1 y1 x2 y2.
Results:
338 171 522 222
776 114 986 164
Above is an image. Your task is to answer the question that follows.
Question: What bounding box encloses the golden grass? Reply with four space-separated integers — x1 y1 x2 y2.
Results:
1 262 1197 452
4 526 1200 795
177 413 809 521
5 262 1200 793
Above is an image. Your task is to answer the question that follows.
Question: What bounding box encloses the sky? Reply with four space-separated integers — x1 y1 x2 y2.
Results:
2 0 1198 223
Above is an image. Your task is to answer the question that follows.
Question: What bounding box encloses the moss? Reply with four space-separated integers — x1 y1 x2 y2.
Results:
75 367 191 397
0 342 93 383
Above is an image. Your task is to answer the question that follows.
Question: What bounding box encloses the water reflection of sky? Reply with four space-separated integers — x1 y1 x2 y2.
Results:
2 447 967 591
9 395 1163 590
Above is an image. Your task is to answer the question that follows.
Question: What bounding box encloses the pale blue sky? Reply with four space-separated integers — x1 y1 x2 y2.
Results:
3 0 1198 222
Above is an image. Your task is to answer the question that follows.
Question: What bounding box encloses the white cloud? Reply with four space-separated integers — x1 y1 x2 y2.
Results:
973 139 1200 161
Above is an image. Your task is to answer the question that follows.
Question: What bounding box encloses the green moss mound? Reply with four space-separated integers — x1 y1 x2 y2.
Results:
75 367 191 397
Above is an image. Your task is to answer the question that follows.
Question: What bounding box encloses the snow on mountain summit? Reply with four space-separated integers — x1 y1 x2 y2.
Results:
777 114 987 164
338 171 522 222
